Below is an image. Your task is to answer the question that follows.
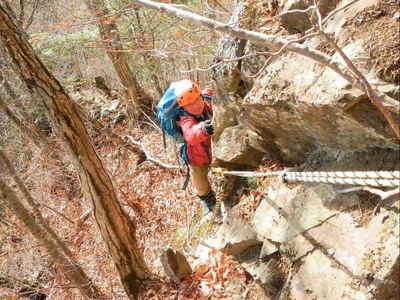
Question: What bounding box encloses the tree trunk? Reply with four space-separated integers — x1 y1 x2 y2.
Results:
0 4 150 300
85 0 153 120
0 152 102 299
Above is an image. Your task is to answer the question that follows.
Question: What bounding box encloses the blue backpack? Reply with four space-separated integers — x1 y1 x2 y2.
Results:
156 84 184 142
157 83 190 169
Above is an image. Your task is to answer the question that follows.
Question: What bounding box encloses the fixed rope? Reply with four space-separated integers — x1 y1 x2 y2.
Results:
211 169 400 188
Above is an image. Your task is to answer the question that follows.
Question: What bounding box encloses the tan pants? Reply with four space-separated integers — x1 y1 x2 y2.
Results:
190 164 211 196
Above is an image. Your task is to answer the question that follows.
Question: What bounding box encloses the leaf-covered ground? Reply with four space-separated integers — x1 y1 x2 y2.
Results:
0 87 272 299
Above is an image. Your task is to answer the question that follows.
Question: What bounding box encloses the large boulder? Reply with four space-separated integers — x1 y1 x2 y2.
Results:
242 38 399 163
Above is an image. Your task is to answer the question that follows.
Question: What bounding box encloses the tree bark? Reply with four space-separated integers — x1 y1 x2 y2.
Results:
0 152 102 299
85 0 153 120
0 4 150 300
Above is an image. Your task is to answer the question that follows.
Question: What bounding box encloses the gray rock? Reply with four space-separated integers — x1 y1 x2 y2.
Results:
241 39 399 163
160 248 192 284
252 178 400 299
279 0 313 33
213 125 266 167
243 254 285 298
214 211 261 259
212 0 398 167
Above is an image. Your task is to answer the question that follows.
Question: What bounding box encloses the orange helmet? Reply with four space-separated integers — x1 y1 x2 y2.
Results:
175 80 201 107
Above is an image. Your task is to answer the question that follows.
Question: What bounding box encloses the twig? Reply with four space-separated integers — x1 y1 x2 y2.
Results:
181 32 318 74
24 0 40 30
40 203 75 224
277 5 316 17
249 32 319 78
0 244 44 257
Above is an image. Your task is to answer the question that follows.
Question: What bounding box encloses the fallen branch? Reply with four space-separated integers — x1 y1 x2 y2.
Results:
338 186 400 200
0 273 47 300
122 135 179 169
40 203 75 225
75 102 180 170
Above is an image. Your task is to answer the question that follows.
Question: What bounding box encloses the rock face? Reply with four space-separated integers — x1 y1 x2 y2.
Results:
251 179 399 299
210 0 400 298
212 0 399 168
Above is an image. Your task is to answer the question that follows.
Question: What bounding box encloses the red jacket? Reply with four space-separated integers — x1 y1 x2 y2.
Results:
177 102 212 166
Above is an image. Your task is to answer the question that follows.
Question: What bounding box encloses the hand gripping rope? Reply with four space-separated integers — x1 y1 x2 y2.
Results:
211 169 400 188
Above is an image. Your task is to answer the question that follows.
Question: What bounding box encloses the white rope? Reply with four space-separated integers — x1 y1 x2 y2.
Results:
213 169 400 187
284 174 399 188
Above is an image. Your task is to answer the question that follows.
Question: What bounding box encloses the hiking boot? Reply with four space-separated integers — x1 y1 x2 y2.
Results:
199 191 216 215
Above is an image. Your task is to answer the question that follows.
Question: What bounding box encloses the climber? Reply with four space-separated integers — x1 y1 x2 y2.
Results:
174 80 216 215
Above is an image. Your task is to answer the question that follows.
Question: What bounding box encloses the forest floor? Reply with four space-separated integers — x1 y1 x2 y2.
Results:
0 86 273 299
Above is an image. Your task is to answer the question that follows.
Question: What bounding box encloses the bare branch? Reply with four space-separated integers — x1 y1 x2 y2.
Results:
24 0 40 30
278 5 315 17
181 32 319 74
18 0 24 26
40 203 75 225
312 1 399 139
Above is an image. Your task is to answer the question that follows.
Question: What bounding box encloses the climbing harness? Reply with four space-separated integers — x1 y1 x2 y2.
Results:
211 169 400 188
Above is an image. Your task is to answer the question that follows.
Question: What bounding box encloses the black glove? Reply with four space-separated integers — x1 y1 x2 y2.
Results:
203 120 214 135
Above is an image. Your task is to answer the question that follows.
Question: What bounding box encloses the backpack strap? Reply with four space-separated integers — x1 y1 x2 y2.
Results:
179 142 190 190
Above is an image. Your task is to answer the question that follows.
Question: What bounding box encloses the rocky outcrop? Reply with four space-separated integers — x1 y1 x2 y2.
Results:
213 0 399 167
209 0 400 299
251 178 399 299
